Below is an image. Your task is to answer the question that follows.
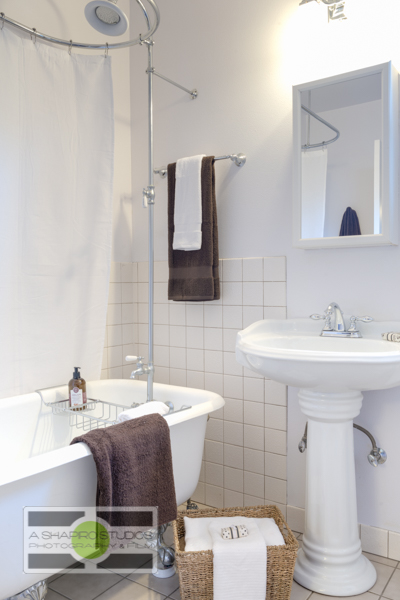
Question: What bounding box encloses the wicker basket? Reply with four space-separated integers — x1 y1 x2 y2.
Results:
173 505 298 600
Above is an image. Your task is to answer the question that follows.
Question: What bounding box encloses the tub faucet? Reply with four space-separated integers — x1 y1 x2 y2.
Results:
310 302 373 338
126 355 152 379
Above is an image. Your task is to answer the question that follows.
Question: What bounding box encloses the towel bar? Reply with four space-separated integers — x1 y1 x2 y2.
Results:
154 153 247 178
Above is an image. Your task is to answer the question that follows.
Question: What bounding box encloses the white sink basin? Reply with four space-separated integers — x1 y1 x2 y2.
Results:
236 317 400 597
236 318 400 391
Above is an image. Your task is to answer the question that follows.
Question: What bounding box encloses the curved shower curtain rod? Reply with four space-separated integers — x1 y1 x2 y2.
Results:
0 0 160 50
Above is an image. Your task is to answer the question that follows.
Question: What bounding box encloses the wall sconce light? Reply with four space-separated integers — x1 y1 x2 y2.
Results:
299 0 347 22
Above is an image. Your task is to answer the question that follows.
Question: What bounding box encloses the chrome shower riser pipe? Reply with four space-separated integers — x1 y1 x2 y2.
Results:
146 39 154 403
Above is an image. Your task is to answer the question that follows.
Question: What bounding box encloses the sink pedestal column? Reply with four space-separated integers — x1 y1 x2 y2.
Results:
293 389 377 596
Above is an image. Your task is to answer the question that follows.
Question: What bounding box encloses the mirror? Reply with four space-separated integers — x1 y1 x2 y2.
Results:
293 62 398 249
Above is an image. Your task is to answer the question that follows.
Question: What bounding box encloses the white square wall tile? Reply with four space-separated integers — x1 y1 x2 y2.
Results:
154 303 169 325
154 282 168 304
138 282 148 303
265 452 287 480
243 306 263 329
265 476 286 504
286 506 305 534
205 440 223 464
154 261 168 282
244 401 264 427
224 421 244 446
205 462 223 486
169 368 186 387
169 325 186 347
265 428 287 455
186 304 204 327
108 345 123 369
222 259 242 282
224 398 243 423
243 258 263 281
264 404 287 431
187 370 204 389
264 307 287 320
120 262 133 282
122 282 134 303
223 352 243 376
224 375 243 399
244 377 264 403
361 524 388 557
204 372 223 396
224 467 244 492
206 418 224 442
121 303 134 324
243 282 263 306
263 257 286 282
224 444 244 469
204 327 223 351
107 303 122 326
223 329 238 352
264 282 286 307
154 345 169 368
154 324 169 346
206 484 224 508
122 323 134 345
187 348 204 371
244 425 264 451
224 490 244 508
138 261 148 282
192 482 205 504
169 303 186 326
244 495 265 507
244 471 265 498
154 367 169 384
222 282 242 306
187 327 204 350
244 448 264 475
205 350 223 374
265 380 287 406
204 305 223 328
223 305 243 329
108 325 122 347
388 531 400 560
170 347 186 370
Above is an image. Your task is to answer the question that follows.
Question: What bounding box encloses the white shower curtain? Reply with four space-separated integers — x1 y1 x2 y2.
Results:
301 148 328 239
0 28 114 398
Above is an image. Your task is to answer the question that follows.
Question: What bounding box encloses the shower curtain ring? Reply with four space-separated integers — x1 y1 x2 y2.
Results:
0 13 5 31
31 28 37 44
105 43 109 57
69 40 73 55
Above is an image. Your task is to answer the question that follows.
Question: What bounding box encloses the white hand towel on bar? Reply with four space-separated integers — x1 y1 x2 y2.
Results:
117 401 170 422
209 517 267 600
301 148 328 238
184 515 285 552
173 154 205 251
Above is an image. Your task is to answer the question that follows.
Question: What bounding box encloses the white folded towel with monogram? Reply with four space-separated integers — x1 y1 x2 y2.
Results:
173 155 205 251
184 515 285 551
117 401 170 422
209 517 267 600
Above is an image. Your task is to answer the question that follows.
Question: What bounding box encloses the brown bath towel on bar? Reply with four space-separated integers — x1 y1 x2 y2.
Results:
168 156 220 301
70 413 177 527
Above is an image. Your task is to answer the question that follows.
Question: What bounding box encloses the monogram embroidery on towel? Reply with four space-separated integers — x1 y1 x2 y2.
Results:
221 525 248 540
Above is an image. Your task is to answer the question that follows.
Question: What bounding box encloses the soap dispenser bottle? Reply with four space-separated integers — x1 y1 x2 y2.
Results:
68 367 87 411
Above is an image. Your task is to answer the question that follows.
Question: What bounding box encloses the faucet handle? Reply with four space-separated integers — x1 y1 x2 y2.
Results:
310 312 333 331
125 355 143 363
348 316 374 331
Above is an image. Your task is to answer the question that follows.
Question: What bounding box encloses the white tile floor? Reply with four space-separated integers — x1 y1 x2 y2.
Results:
45 505 400 600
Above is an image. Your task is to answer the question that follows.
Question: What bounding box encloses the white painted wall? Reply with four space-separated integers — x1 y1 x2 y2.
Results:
0 0 133 263
130 0 400 532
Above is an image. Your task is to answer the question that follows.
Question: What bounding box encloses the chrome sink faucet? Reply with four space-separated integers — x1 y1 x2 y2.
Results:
310 302 373 338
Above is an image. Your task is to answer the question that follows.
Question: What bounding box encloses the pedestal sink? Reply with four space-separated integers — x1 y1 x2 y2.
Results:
236 317 400 597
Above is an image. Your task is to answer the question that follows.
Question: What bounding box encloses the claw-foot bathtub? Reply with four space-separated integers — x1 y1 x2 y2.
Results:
0 379 224 599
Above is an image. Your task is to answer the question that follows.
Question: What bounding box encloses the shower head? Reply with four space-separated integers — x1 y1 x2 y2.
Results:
85 0 129 36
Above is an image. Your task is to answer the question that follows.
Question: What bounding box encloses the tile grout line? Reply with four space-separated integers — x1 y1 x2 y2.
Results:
379 563 398 600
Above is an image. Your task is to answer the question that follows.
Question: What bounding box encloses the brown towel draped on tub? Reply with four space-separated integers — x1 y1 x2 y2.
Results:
70 413 177 527
168 156 220 301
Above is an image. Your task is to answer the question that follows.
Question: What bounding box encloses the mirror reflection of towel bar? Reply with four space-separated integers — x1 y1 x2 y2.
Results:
154 153 246 178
